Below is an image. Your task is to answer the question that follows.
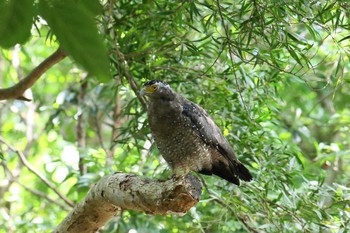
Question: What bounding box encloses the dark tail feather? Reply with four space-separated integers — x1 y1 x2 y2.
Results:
199 161 240 185
234 162 253 182
199 161 252 185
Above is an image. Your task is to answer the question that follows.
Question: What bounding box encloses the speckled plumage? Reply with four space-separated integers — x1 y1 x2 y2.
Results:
141 80 252 185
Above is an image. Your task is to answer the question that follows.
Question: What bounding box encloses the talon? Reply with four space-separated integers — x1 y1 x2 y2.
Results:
171 173 186 182
171 174 177 181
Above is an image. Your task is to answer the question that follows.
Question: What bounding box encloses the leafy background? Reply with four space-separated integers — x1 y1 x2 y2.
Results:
0 0 350 232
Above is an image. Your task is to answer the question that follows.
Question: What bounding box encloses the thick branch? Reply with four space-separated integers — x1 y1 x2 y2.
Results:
54 172 202 233
0 47 67 101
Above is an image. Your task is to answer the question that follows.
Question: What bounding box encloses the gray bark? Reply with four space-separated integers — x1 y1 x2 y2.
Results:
53 172 202 233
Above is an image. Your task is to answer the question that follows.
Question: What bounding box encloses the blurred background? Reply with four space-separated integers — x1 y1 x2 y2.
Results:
0 0 349 232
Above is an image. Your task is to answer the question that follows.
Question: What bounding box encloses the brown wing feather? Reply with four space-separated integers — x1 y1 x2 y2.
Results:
182 102 252 183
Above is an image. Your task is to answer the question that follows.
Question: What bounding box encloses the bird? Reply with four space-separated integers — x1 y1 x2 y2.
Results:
140 80 252 185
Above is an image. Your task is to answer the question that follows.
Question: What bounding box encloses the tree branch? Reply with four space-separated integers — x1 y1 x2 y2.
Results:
1 160 70 211
112 46 148 110
0 47 67 101
54 173 202 233
199 176 260 233
0 136 74 207
77 78 88 175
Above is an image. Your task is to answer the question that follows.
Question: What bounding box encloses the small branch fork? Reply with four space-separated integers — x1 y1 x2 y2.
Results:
0 136 74 207
1 161 70 211
0 47 67 101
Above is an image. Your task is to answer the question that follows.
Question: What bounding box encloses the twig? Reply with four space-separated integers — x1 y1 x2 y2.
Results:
213 198 261 233
106 85 123 164
0 136 74 207
77 78 88 175
2 160 70 211
199 175 260 233
200 42 226 77
15 180 71 211
215 0 251 119
93 109 107 152
112 47 148 110
0 160 15 195
0 47 67 101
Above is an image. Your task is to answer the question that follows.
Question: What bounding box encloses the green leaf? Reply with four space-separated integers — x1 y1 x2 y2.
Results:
77 0 102 16
338 35 350 43
38 0 110 82
286 31 308 46
0 0 34 48
287 47 302 66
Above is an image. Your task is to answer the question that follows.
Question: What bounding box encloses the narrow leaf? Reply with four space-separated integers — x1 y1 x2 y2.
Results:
338 35 350 43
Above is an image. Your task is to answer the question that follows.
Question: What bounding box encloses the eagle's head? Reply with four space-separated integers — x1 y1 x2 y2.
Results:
140 80 175 101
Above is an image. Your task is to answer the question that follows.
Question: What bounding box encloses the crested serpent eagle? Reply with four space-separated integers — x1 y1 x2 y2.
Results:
141 80 252 185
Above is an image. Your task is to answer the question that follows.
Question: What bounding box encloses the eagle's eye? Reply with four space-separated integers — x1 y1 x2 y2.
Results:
151 84 158 91
143 84 159 94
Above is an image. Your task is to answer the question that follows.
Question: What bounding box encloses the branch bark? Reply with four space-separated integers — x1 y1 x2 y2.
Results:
54 172 202 233
0 47 67 101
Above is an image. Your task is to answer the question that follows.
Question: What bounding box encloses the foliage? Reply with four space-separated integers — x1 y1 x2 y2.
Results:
0 0 109 80
1 0 350 232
